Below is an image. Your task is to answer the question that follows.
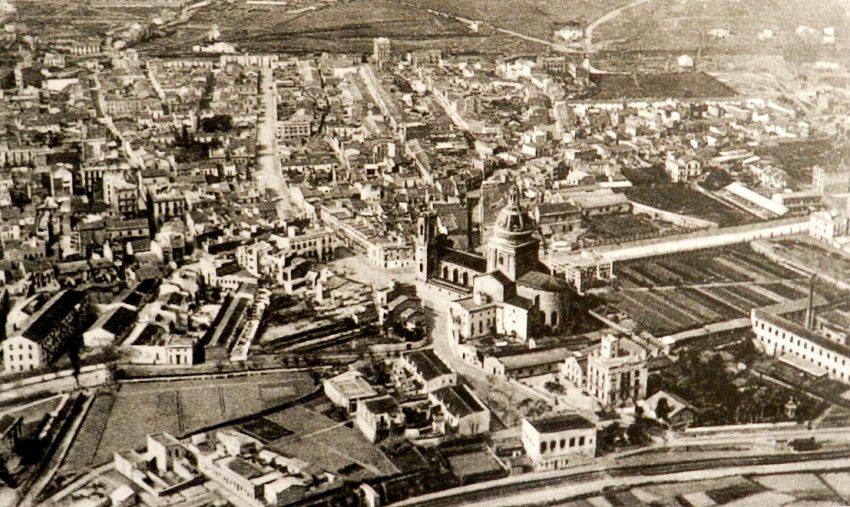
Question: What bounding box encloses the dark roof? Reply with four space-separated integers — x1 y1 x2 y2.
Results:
22 290 84 344
517 270 569 292
135 278 160 295
102 306 138 336
432 385 486 418
406 349 453 381
441 249 486 273
505 294 535 311
528 414 595 434
363 396 401 415
0 415 20 437
216 262 242 277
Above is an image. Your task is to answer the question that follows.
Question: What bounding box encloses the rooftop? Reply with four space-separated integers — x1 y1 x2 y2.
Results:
363 395 402 415
432 384 486 418
405 349 454 381
528 413 595 434
22 290 84 344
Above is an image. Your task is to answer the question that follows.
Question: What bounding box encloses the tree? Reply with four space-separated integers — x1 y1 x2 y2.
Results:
0 290 10 342
655 397 672 421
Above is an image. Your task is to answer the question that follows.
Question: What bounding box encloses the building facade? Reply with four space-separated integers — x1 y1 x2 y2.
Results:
521 414 596 471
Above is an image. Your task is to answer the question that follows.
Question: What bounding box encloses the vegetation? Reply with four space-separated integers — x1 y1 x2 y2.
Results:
655 345 827 426
199 114 233 133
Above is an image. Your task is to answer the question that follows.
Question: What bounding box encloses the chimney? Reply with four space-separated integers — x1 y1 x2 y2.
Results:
466 195 475 252
805 274 816 330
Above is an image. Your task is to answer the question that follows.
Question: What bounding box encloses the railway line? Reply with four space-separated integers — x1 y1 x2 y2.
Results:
395 449 850 506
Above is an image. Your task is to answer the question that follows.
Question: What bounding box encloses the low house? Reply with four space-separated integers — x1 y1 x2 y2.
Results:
429 384 490 436
521 413 596 472
323 370 378 413
641 390 698 430
397 349 456 393
355 396 405 443
83 304 139 348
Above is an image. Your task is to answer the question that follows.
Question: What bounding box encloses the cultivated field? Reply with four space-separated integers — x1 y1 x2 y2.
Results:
625 185 754 227
604 244 822 335
61 371 314 469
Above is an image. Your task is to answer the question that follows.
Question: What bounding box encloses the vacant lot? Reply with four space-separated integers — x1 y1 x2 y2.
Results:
626 185 754 227
73 371 314 466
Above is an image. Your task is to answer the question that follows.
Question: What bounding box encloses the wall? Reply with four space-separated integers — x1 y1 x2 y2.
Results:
552 217 809 266
630 201 718 229
0 364 110 404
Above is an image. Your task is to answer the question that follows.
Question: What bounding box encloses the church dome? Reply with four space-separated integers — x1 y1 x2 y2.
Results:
494 186 535 235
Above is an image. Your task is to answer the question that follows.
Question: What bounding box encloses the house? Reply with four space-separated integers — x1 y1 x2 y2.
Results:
521 413 596 472
323 370 378 413
641 391 697 430
2 290 84 372
664 158 702 183
429 384 490 436
484 347 574 379
586 334 649 408
355 396 405 443
396 349 456 393
83 304 139 348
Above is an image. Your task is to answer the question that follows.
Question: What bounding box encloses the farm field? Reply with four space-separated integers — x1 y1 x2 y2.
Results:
65 371 314 468
582 212 691 245
602 244 828 336
625 184 755 227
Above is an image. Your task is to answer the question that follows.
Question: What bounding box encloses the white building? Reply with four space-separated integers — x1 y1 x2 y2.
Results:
428 384 490 436
521 414 596 471
752 309 850 383
586 334 649 408
323 370 378 413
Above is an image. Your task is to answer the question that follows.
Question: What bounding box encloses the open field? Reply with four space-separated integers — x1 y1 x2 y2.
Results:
263 403 399 476
625 185 754 227
774 239 850 281
593 0 850 55
603 244 826 335
61 372 314 470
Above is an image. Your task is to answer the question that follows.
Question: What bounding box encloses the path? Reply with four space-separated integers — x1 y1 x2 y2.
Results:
256 62 291 220
585 0 650 53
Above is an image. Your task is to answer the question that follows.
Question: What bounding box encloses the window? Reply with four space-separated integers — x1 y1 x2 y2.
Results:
579 436 585 445
569 437 575 447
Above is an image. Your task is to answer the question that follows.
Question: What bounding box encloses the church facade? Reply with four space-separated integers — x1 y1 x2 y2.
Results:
416 186 570 341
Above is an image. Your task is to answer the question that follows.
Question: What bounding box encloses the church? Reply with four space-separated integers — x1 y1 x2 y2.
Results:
416 186 571 341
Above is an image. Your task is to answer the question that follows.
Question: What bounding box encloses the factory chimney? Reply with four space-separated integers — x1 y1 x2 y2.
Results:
466 193 475 252
805 274 817 330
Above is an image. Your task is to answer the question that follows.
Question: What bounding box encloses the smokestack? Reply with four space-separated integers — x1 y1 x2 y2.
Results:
466 194 475 252
805 274 816 330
